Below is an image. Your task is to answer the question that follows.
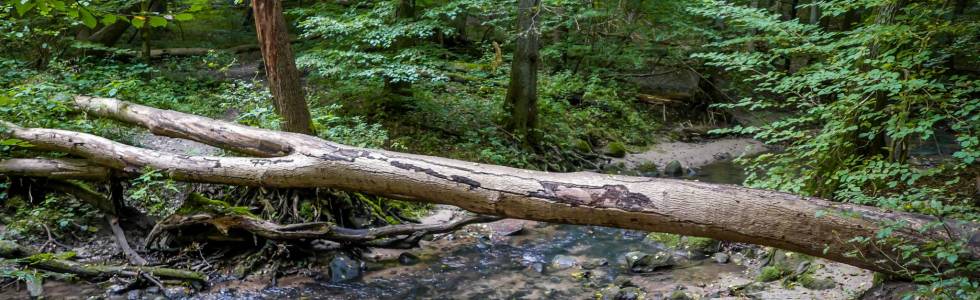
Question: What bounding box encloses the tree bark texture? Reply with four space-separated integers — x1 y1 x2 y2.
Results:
503 0 540 145
1 96 977 279
252 0 314 135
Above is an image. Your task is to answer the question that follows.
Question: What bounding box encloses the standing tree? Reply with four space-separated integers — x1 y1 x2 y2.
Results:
503 0 540 146
252 0 314 135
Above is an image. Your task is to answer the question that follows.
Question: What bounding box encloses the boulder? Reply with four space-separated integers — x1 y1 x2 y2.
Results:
713 252 730 264
329 254 362 283
398 252 420 265
664 160 684 177
624 251 674 273
628 67 701 101
550 255 578 270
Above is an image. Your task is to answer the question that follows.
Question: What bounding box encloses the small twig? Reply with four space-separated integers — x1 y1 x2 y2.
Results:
141 272 166 292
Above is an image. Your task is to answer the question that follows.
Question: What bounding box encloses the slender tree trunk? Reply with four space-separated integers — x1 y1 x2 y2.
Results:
809 0 820 24
396 0 415 19
503 0 540 146
782 0 799 72
139 1 152 65
745 0 759 52
383 0 416 98
2 96 978 279
858 0 905 159
252 0 314 135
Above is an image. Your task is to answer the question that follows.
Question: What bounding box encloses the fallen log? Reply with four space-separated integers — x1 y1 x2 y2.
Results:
1 96 977 278
149 44 260 58
0 159 109 181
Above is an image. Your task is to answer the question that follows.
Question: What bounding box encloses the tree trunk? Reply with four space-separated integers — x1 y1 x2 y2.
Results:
396 0 415 19
503 0 540 146
252 0 314 135
809 0 820 25
857 0 905 159
745 0 759 52
2 96 977 279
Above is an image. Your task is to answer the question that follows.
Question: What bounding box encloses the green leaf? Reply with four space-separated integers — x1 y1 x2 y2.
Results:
149 16 167 28
13 1 37 16
174 13 193 21
79 8 97 29
101 14 117 25
132 16 146 28
49 0 65 10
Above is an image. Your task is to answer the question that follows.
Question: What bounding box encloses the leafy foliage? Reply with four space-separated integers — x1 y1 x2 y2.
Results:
691 0 979 297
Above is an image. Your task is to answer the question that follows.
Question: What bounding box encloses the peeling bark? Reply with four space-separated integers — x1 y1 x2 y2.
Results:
1 96 978 278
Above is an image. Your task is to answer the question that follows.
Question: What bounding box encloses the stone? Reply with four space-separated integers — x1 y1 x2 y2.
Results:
664 160 684 177
669 290 692 300
530 262 544 273
329 254 362 283
713 252 730 264
634 162 659 177
628 67 701 101
617 287 645 300
550 255 578 270
799 274 837 290
582 258 609 269
489 219 527 236
398 252 420 265
624 251 674 273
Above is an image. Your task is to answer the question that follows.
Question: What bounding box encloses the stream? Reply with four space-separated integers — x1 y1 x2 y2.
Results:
3 158 874 299
201 160 765 299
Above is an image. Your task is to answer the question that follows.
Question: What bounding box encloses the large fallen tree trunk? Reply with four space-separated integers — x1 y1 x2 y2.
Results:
1 96 977 278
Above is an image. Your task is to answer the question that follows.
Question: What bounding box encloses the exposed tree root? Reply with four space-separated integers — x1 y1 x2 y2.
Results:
107 215 149 266
42 179 147 265
145 194 500 248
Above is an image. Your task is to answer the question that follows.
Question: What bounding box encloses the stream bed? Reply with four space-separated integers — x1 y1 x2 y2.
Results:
196 159 872 299
1 159 874 300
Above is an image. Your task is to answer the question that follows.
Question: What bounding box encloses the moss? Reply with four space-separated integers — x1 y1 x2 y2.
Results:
757 266 785 282
682 237 719 252
177 193 256 217
572 139 593 153
635 162 658 175
604 142 627 158
646 232 681 248
645 233 718 252
356 193 399 225
669 290 691 300
799 274 836 290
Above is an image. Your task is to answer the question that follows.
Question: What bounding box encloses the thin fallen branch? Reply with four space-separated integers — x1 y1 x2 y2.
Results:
0 240 205 282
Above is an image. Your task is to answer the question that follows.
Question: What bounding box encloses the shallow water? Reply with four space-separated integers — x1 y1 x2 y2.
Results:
1 160 752 300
